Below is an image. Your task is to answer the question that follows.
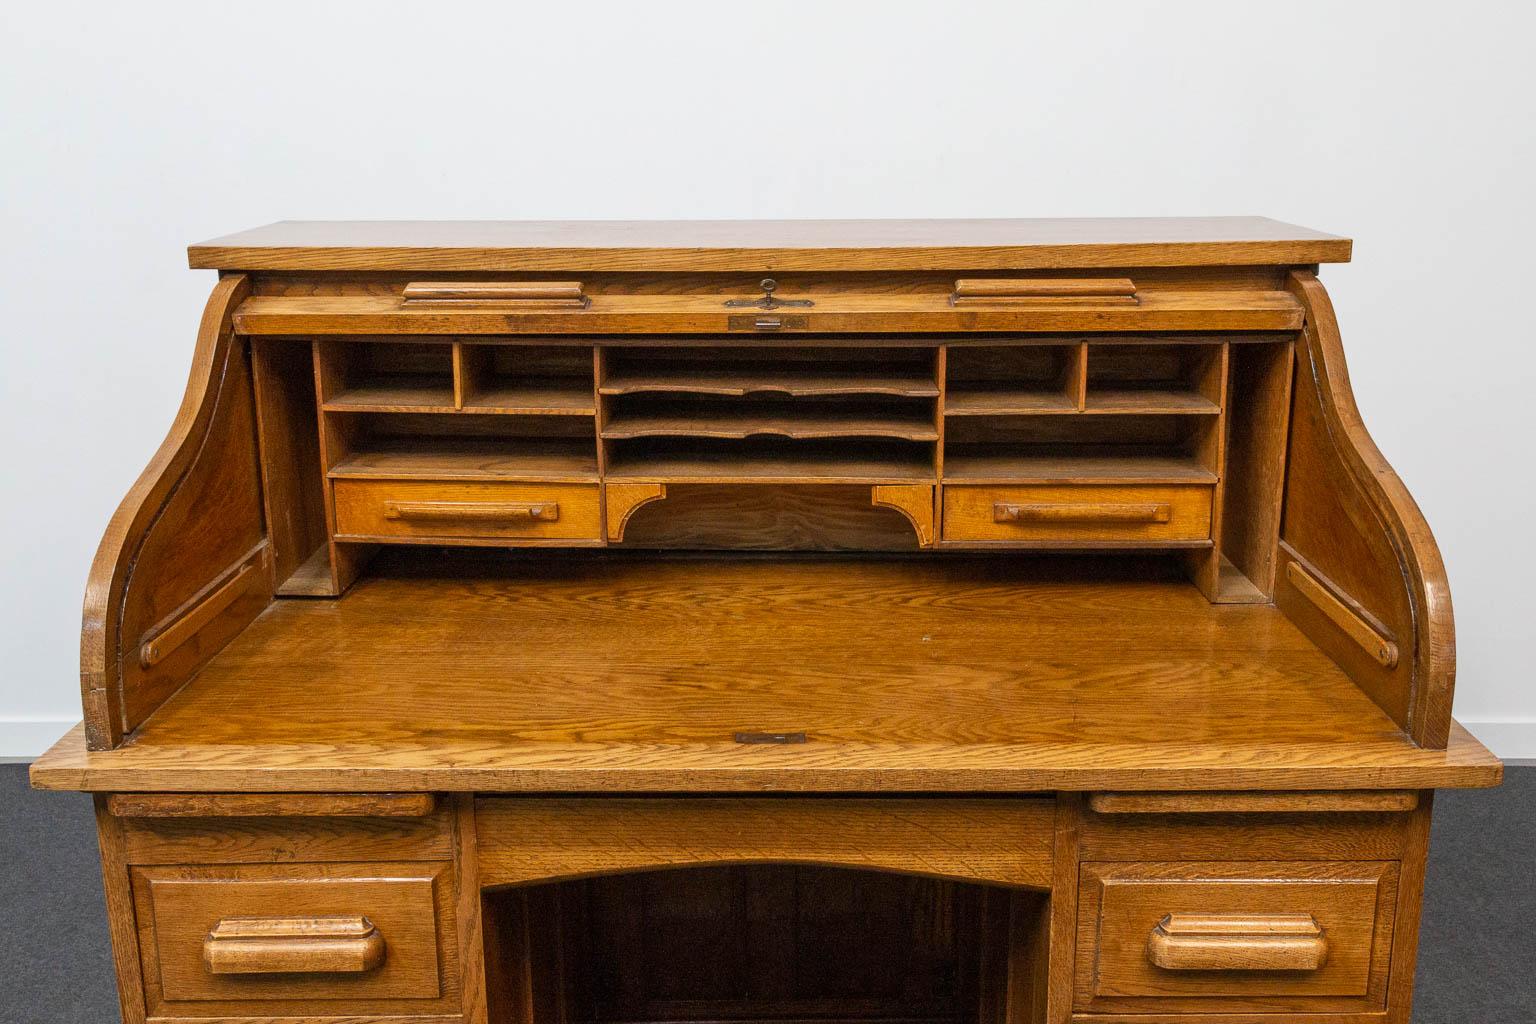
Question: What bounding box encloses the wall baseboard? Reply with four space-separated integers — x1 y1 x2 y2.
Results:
3 717 1534 761
0 719 78 761
1458 720 1536 761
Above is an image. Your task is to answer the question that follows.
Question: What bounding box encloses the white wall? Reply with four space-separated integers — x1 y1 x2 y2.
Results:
2 1 1533 757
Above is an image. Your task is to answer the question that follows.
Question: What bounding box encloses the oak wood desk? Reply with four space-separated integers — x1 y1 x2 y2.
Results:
32 218 1500 1024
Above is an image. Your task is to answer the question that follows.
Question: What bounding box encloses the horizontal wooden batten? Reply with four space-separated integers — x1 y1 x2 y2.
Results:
106 792 437 818
951 277 1138 306
402 279 588 307
1285 560 1400 669
1088 791 1420 815
138 561 264 669
229 291 1304 335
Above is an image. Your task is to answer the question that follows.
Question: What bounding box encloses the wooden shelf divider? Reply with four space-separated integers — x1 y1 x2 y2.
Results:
605 443 935 485
600 367 938 398
328 438 600 482
602 408 939 442
941 446 1217 485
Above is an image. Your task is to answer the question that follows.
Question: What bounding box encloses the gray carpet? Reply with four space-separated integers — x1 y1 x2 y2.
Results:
3 764 1530 1023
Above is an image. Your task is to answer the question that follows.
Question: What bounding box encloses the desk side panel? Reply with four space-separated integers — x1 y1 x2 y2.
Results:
80 274 272 748
1279 270 1454 747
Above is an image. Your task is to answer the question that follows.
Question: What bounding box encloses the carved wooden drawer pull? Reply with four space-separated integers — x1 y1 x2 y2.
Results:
204 915 386 975
401 281 589 308
383 500 559 523
994 502 1172 524
950 277 1138 305
1147 913 1328 972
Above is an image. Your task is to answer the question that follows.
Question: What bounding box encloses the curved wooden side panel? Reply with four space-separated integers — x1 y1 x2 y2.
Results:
1280 270 1454 747
81 275 272 749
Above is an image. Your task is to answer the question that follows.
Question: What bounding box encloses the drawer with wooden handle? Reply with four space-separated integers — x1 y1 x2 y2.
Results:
333 479 601 542
129 861 458 1016
942 483 1212 544
1074 860 1400 1014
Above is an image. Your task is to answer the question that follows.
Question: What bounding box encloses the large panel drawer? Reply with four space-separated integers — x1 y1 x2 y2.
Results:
131 861 458 1016
1074 860 1399 1014
942 483 1212 543
334 479 601 541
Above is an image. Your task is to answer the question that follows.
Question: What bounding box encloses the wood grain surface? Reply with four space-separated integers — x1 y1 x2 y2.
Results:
1075 860 1397 1014
106 792 436 818
1279 271 1455 747
229 288 1304 335
189 217 1351 271
31 555 1500 792
131 861 457 1016
80 275 271 748
475 798 1054 888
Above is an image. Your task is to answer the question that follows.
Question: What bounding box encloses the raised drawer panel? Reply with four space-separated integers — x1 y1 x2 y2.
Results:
1074 860 1398 1014
334 479 601 541
131 861 458 1016
943 483 1213 543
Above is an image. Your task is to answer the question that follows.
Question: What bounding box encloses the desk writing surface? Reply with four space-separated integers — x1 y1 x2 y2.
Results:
31 554 1500 793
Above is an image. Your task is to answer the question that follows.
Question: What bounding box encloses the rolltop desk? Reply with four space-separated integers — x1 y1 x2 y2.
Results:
31 219 1502 1024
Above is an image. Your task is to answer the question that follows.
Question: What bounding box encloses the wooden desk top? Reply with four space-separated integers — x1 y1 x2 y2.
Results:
32 555 1497 793
188 217 1352 272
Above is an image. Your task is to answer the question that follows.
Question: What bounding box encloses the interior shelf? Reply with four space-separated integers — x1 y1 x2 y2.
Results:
322 380 594 416
945 388 1078 416
323 376 459 413
602 404 939 441
329 438 599 482
601 366 939 398
460 383 595 416
942 445 1216 484
944 387 1219 417
606 439 935 483
1082 388 1221 414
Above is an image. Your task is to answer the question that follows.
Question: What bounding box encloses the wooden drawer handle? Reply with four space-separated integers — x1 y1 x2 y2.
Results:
1148 913 1327 972
402 281 589 308
204 916 386 975
994 502 1172 524
951 277 1137 305
383 500 559 523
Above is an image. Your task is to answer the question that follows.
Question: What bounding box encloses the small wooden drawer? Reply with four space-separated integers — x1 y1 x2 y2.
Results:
1074 861 1399 1014
131 861 458 1016
334 479 601 542
942 483 1212 543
